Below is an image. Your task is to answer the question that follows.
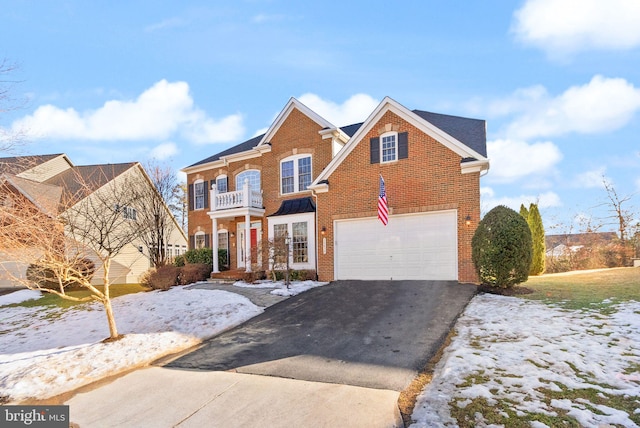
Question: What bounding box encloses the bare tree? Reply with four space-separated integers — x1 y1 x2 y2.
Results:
600 177 635 242
138 161 180 267
0 58 27 155
0 166 147 340
169 181 187 232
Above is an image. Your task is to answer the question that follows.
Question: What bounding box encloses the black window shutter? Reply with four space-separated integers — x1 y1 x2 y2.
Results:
205 234 210 248
188 184 194 211
370 137 380 164
203 180 209 210
189 235 195 249
398 132 409 159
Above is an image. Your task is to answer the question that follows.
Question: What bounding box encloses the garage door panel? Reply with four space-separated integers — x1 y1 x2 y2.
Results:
335 211 457 280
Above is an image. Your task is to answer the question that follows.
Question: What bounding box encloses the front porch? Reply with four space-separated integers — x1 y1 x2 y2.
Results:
208 179 265 274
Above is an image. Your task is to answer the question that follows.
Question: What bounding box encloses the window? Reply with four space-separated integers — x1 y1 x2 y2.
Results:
381 132 397 163
292 222 308 263
236 170 261 192
274 224 288 238
195 232 206 249
218 231 229 267
115 204 137 221
194 180 205 209
280 155 312 194
216 175 228 193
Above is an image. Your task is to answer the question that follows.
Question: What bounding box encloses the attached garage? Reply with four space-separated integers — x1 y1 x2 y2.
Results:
334 210 458 280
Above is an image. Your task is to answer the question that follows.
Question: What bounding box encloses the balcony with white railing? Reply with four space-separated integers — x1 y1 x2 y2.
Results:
210 179 263 213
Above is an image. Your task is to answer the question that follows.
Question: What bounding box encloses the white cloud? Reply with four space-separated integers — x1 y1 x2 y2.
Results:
298 93 379 126
487 139 562 183
572 167 607 188
503 76 640 139
481 187 562 213
11 80 244 145
513 0 640 56
145 17 188 33
149 142 178 160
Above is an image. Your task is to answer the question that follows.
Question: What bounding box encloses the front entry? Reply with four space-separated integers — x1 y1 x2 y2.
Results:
237 222 262 269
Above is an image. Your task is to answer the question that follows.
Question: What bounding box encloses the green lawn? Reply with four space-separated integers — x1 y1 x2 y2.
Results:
12 283 149 309
522 266 640 310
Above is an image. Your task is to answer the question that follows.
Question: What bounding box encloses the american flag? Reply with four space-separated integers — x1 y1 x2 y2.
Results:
378 175 389 225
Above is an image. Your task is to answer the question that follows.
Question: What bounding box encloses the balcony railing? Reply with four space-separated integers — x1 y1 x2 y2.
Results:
210 179 263 211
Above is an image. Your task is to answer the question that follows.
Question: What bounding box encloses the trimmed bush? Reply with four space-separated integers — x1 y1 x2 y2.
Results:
183 248 213 266
174 254 185 267
472 205 532 288
178 263 212 285
142 265 180 291
26 258 95 291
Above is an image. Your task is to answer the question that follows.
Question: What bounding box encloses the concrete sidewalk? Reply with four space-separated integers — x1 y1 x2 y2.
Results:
66 367 403 427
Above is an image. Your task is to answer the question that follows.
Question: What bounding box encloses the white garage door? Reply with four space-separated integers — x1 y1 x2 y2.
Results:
334 210 458 280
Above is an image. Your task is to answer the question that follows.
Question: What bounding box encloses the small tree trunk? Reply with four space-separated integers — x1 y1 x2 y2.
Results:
102 259 119 339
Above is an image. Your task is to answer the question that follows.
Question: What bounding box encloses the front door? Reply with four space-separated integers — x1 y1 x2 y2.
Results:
237 222 262 268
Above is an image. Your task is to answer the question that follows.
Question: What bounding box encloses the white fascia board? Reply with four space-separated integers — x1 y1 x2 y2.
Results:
319 128 349 143
307 182 329 193
181 160 225 175
181 148 264 175
461 159 490 174
256 97 336 147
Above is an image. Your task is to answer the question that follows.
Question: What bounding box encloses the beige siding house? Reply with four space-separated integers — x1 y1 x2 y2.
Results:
0 154 187 287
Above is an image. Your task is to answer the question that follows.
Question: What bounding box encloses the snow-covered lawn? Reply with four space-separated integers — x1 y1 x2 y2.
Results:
411 294 640 428
0 281 326 404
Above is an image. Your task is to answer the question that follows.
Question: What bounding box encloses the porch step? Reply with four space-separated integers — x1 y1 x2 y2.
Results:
209 270 245 282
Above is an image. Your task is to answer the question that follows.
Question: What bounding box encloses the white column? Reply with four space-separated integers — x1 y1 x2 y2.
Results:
242 178 250 208
211 182 217 211
212 217 219 273
244 213 252 272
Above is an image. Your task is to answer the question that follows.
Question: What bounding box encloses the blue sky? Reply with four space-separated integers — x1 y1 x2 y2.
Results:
1 0 639 234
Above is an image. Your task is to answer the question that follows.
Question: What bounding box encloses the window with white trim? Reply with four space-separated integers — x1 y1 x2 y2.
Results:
236 170 261 192
280 155 312 194
218 230 229 267
381 132 397 163
195 232 206 249
216 175 228 193
292 221 308 263
194 180 205 209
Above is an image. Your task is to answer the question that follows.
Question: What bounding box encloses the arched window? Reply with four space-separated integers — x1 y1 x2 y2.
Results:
236 170 261 192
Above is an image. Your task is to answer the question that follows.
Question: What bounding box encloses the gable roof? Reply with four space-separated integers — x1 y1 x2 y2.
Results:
1 173 63 216
0 153 68 176
255 97 335 148
311 97 489 187
44 162 137 206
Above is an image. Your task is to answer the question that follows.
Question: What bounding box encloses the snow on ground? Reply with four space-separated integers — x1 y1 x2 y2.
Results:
234 279 329 296
0 286 265 403
0 289 42 306
410 294 640 428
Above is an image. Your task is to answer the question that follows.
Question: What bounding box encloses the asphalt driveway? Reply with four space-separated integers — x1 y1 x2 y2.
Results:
165 280 477 391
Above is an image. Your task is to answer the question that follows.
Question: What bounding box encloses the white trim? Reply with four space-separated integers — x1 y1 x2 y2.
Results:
380 131 398 164
193 179 205 210
312 97 489 186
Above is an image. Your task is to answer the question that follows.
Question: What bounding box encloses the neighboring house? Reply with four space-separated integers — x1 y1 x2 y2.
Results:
0 154 187 287
545 232 618 258
182 97 489 283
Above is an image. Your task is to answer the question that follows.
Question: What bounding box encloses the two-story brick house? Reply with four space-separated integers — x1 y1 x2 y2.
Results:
182 97 489 283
